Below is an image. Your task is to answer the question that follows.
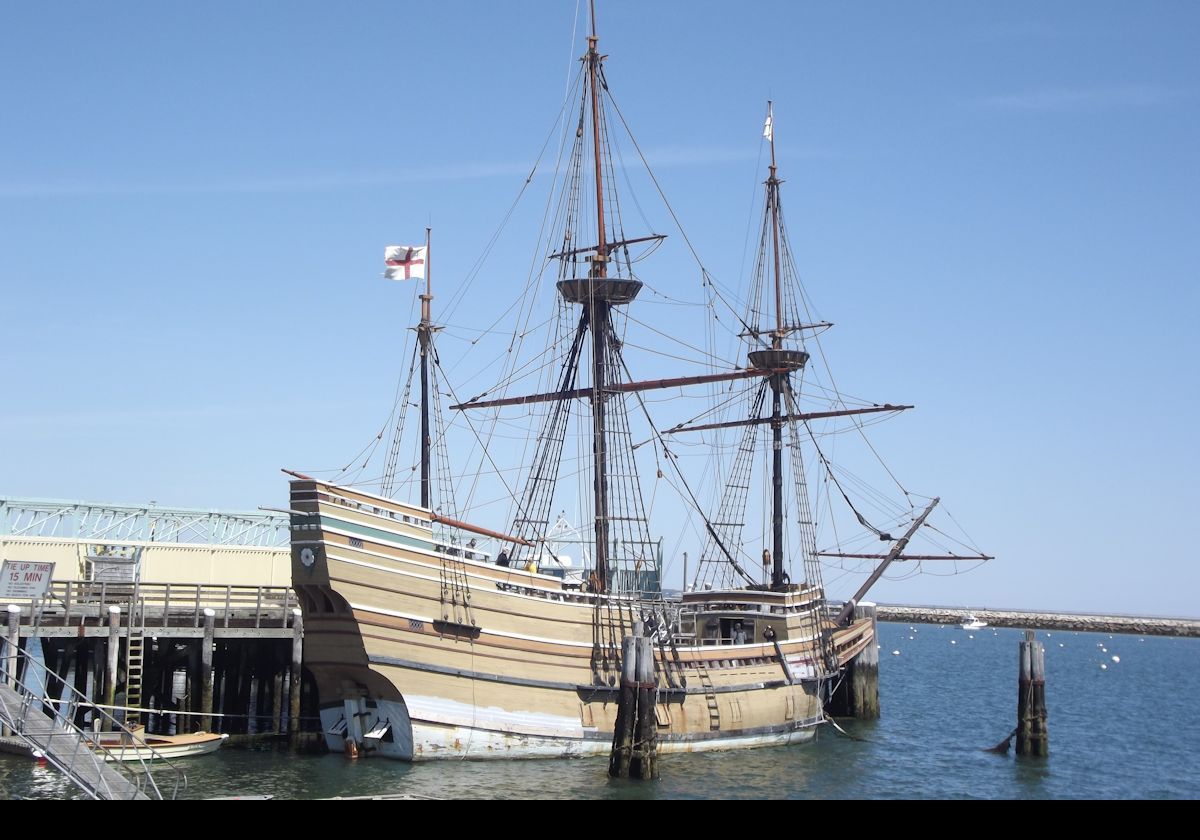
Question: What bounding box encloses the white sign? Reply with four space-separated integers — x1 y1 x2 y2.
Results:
0 561 55 599
89 556 138 583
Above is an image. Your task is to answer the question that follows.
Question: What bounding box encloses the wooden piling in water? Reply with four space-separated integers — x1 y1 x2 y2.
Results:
201 608 216 733
72 641 89 729
609 634 639 778
631 635 659 780
233 643 250 735
1017 630 1048 756
288 609 303 746
3 605 19 737
609 629 659 780
849 602 880 719
103 606 121 731
272 668 284 735
4 604 19 689
824 602 880 719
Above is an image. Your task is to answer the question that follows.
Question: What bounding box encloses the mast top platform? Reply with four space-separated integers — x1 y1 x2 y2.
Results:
557 277 644 305
748 348 809 371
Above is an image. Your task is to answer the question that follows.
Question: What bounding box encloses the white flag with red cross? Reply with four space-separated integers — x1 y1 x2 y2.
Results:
383 245 427 281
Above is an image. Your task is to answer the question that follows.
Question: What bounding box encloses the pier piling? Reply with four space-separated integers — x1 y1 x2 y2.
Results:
288 609 303 747
1016 631 1048 757
631 635 659 779
201 608 216 733
272 668 284 735
4 604 19 689
609 629 659 780
104 606 120 731
3 605 18 737
72 642 89 729
825 602 879 719
609 634 639 778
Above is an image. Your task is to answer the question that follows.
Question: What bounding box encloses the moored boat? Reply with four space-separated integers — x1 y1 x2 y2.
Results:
89 726 228 762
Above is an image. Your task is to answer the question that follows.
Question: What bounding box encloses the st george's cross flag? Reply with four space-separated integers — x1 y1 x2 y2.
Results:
384 245 427 281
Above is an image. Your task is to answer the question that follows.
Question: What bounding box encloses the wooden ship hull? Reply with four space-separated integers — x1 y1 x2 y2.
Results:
289 477 874 760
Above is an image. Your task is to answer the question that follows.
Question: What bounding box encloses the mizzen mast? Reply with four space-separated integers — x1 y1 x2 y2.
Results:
756 102 809 590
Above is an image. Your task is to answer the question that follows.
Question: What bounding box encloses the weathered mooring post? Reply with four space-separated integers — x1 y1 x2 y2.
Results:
104 605 121 731
4 604 19 689
631 635 659 779
848 602 880 719
201 607 216 733
3 604 19 737
609 633 639 778
609 624 658 780
72 641 89 729
272 664 284 735
288 608 303 747
825 601 879 719
1017 630 1048 756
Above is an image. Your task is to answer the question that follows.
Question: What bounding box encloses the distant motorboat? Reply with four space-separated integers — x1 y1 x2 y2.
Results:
959 614 988 630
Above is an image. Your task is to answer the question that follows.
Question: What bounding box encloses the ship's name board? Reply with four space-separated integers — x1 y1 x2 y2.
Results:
0 561 55 599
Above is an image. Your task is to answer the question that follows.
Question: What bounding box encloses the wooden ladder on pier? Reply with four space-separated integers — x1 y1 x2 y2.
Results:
124 589 146 728
693 661 721 731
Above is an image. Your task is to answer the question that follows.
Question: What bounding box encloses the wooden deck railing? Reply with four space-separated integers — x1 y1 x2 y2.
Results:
10 581 299 630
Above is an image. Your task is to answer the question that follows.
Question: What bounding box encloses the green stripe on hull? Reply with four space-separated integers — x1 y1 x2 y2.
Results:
303 515 435 553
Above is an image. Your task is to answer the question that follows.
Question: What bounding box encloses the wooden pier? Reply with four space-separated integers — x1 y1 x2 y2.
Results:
5 581 309 740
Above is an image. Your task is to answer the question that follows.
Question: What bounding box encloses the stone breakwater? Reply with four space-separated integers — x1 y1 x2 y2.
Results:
875 605 1200 638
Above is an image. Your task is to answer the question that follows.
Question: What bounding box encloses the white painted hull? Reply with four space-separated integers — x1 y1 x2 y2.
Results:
318 696 821 761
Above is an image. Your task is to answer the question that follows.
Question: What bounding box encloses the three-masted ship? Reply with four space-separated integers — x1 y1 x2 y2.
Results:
286 13 949 760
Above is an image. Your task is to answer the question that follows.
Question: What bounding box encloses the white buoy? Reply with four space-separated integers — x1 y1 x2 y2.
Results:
968 634 975 639
1112 655 1120 663
909 636 914 640
891 650 901 656
1101 663 1108 670
950 640 957 645
1059 643 1065 648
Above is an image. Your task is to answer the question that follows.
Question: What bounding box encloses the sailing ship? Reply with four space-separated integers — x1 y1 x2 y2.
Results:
286 10 987 760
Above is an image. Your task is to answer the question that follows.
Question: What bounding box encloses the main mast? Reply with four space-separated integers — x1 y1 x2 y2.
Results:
586 5 612 591
461 3 667 600
550 0 645 594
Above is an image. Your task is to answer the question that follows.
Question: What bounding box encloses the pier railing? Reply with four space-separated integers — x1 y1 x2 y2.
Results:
14 581 300 630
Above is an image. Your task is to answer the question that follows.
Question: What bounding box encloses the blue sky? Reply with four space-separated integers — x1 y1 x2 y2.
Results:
2 2 1197 616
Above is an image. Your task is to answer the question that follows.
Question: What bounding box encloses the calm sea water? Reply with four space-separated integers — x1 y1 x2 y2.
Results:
3 624 1197 799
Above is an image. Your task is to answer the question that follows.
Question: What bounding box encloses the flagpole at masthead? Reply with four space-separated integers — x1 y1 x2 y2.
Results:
419 227 432 510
